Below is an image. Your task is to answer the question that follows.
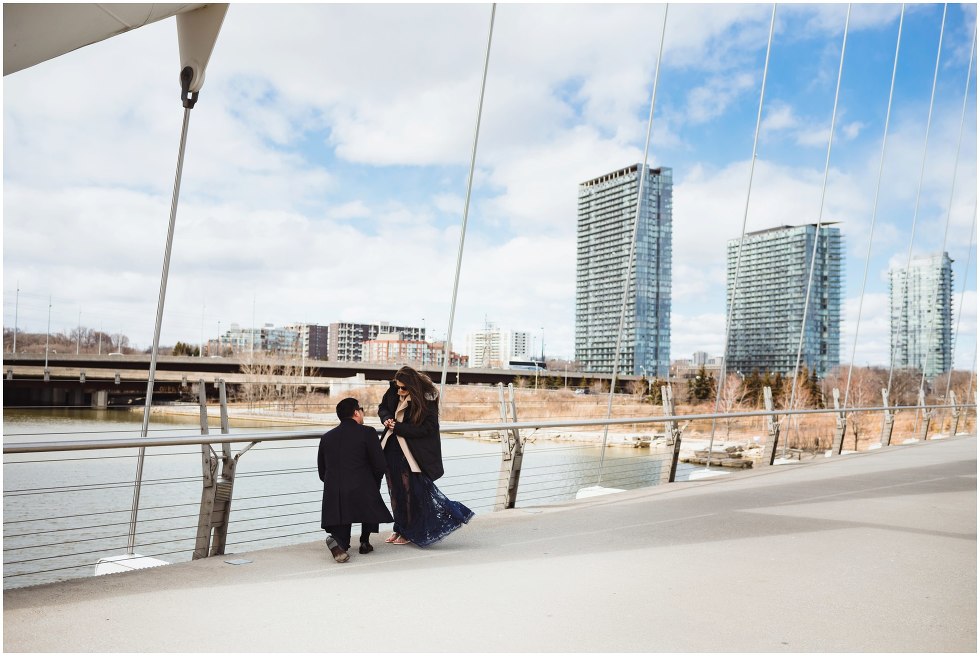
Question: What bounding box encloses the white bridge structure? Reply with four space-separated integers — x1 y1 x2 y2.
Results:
2 3 976 627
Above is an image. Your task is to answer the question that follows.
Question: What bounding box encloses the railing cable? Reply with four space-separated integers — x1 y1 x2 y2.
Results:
842 4 905 410
706 3 777 462
916 19 975 398
440 3 496 398
944 203 977 407
785 4 851 455
886 3 948 397
598 3 669 485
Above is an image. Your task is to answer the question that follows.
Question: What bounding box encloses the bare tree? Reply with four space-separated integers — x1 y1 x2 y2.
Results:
718 373 747 438
627 379 646 398
238 354 308 412
888 368 921 406
844 367 885 450
781 372 814 449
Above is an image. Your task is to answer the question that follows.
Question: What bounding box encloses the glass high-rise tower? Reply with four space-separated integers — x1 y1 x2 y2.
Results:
725 223 842 377
889 252 953 377
575 164 672 376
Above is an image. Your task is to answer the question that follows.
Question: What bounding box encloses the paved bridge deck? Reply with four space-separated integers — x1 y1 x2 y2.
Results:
4 436 976 652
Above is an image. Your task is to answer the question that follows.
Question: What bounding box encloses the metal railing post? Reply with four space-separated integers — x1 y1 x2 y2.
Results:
660 384 682 483
880 388 895 446
918 389 932 441
831 387 847 455
193 379 249 558
209 380 236 556
762 386 781 465
948 391 961 437
495 383 525 510
193 380 219 559
497 383 512 461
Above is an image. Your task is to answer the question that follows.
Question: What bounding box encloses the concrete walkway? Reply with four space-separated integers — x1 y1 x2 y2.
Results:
4 436 976 652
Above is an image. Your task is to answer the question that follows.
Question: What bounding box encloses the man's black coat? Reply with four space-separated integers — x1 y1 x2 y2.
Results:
318 418 393 528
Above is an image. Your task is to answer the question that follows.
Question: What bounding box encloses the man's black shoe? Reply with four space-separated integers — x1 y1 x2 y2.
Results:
326 536 349 563
359 541 374 555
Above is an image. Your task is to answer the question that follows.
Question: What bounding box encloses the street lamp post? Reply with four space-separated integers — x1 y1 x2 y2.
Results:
12 283 18 354
44 297 51 369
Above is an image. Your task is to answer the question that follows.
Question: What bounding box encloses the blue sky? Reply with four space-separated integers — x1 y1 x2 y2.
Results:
3 3 977 370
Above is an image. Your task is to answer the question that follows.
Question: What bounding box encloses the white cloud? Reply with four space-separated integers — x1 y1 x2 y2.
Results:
325 201 371 221
761 102 798 133
685 72 758 124
671 312 727 359
841 121 864 140
3 3 974 372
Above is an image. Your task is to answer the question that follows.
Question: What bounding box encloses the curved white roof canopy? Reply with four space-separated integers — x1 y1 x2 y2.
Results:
4 3 226 90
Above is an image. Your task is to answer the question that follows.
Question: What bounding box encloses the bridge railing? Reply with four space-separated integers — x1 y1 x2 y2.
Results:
3 392 974 590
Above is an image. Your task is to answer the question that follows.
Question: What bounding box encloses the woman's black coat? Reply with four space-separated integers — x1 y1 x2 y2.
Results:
317 418 393 528
378 381 445 481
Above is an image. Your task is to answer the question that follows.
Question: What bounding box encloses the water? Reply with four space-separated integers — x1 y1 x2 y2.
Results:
3 407 688 589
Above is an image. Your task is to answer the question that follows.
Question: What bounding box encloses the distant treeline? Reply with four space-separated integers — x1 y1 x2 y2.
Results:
2 328 195 356
515 362 973 411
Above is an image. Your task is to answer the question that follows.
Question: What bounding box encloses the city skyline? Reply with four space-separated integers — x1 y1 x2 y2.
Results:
3 4 976 369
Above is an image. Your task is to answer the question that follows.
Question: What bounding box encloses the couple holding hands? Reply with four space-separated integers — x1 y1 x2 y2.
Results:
316 366 474 563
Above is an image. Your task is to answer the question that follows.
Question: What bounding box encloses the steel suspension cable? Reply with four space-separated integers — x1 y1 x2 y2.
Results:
944 203 977 405
785 4 851 456
440 3 496 399
916 21 976 398
705 3 777 464
886 3 948 396
128 74 200 555
597 3 669 485
842 4 905 410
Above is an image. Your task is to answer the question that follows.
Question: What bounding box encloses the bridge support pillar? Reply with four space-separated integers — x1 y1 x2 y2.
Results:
92 389 109 409
762 386 780 465
880 389 895 446
660 385 682 484
494 383 525 510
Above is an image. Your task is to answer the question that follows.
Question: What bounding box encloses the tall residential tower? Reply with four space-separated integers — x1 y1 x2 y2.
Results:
889 252 953 377
575 164 672 376
725 223 842 377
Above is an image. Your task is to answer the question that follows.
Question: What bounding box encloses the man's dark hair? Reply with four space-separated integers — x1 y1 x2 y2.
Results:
336 397 360 420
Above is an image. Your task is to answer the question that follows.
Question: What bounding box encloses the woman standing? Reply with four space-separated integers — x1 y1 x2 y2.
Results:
378 366 473 546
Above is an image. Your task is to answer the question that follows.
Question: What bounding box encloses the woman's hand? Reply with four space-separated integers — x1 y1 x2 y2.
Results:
384 419 396 430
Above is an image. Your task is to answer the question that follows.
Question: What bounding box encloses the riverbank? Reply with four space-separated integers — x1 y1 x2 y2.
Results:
136 404 779 465
134 384 971 459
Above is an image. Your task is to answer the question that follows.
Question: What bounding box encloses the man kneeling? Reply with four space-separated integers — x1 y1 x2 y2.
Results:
318 397 393 562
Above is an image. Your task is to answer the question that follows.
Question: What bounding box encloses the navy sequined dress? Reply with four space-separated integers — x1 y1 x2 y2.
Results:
384 438 473 547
